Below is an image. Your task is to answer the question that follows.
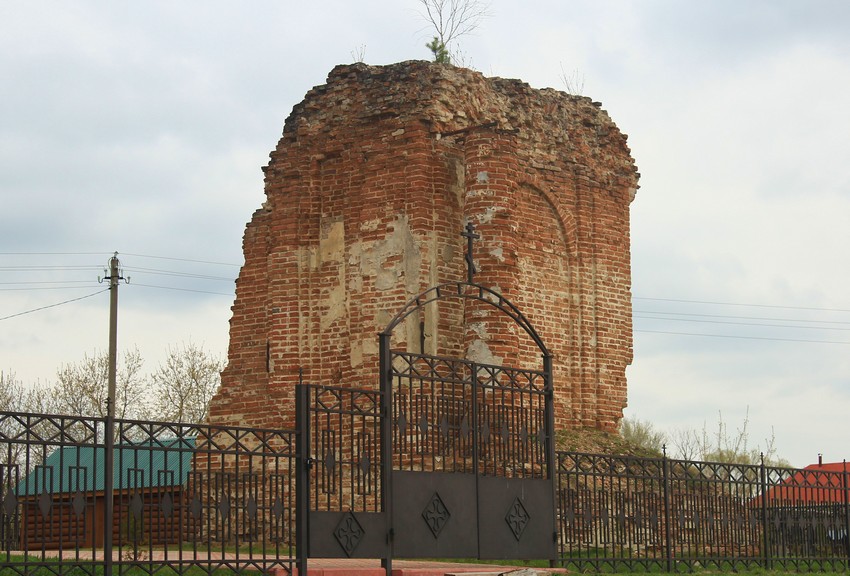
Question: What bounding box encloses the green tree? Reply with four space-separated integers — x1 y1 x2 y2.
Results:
619 416 667 456
426 37 451 63
419 0 489 65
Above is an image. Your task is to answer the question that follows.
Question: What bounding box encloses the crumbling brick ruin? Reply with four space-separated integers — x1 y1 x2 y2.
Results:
209 61 639 434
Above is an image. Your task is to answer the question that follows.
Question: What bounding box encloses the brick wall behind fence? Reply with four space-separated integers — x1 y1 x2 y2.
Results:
209 61 639 434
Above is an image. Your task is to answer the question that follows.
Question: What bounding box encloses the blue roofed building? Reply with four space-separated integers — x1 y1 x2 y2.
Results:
12 438 195 549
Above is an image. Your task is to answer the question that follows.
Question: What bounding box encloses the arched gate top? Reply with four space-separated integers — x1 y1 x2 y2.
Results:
380 280 551 357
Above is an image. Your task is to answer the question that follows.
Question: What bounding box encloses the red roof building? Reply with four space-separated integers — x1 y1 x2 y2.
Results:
763 460 848 506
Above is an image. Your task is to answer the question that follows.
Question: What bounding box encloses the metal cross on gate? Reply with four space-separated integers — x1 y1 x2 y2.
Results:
461 221 480 283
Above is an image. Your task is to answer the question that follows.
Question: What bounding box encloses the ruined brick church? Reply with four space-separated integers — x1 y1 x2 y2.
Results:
208 61 639 434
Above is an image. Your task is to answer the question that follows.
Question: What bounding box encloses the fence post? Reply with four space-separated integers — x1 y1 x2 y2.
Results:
543 353 558 568
379 332 393 576
843 461 850 567
662 446 673 573
295 381 309 576
760 453 771 570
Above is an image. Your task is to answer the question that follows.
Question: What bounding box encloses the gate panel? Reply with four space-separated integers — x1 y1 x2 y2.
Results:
392 471 477 557
308 511 387 558
301 384 387 560
387 350 556 561
478 476 555 559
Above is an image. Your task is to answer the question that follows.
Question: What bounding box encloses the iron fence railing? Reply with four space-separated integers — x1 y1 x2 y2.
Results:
3 408 849 575
556 451 850 572
0 411 297 576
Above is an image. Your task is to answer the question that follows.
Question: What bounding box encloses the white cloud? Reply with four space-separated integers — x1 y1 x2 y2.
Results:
1 0 848 467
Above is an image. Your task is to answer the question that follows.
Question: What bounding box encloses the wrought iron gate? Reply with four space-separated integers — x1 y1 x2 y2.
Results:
387 349 556 560
296 279 557 574
296 384 386 566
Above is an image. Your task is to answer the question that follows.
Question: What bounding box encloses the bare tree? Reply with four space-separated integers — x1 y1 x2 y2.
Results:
419 0 489 64
559 63 585 96
52 348 148 420
150 342 223 425
350 44 366 63
0 371 65 467
669 408 790 466
0 370 25 413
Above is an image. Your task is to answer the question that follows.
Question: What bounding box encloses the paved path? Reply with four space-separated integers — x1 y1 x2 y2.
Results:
285 557 569 575
32 549 568 575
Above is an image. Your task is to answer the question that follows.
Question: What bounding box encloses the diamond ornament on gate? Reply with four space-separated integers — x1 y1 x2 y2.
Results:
505 497 530 541
333 511 365 557
422 491 451 538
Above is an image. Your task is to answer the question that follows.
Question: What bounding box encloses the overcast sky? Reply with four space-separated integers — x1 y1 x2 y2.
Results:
2 0 848 467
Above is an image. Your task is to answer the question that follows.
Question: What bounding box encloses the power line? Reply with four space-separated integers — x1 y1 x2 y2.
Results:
0 289 109 322
122 252 241 267
0 280 93 285
0 252 105 256
123 266 235 281
634 309 850 326
634 296 850 314
634 314 850 332
635 328 850 345
0 266 102 272
0 251 241 267
0 286 100 292
130 283 234 296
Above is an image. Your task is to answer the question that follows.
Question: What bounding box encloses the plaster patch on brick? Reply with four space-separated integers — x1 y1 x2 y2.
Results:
376 309 393 330
484 284 503 302
350 340 363 368
360 218 380 232
320 282 346 331
320 219 345 263
362 338 379 357
467 321 488 339
389 215 422 296
360 215 422 295
466 339 501 365
442 242 455 264
376 268 397 290
476 205 505 225
299 245 319 271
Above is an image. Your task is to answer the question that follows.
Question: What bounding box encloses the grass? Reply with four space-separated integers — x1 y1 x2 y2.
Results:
0 554 284 576
3 552 848 576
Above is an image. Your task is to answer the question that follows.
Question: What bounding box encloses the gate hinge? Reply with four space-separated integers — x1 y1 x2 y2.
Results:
387 528 394 543
305 456 315 470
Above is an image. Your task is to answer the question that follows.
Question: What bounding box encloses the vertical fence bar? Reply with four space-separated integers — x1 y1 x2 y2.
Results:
543 353 557 567
844 461 850 567
662 448 673 573
470 361 481 558
759 454 771 570
379 332 393 576
295 383 309 576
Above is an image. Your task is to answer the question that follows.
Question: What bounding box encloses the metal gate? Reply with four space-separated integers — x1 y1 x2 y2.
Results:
296 279 556 574
387 349 556 560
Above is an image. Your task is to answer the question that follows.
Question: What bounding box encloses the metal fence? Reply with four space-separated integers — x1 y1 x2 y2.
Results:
0 411 297 576
556 451 850 572
4 409 850 575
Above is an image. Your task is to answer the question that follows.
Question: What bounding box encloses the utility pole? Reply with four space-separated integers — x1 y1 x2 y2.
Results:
101 252 123 576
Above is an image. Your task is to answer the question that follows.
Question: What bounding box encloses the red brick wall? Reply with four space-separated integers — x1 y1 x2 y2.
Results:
209 61 639 433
